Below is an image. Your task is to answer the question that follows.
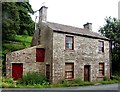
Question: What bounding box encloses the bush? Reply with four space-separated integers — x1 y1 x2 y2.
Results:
60 80 70 87
103 76 110 81
2 77 16 88
17 72 48 85
72 78 82 84
2 82 16 88
2 77 14 84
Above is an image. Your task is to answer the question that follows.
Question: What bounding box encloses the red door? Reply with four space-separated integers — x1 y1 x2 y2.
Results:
12 63 23 80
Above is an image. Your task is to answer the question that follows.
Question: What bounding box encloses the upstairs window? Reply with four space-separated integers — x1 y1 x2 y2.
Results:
65 36 74 50
98 41 104 53
36 48 45 62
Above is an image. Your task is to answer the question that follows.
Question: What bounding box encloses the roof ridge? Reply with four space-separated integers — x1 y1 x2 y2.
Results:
46 21 109 40
47 21 83 30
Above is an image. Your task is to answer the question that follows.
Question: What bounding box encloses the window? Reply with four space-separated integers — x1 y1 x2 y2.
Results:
99 63 104 76
65 36 74 50
36 48 45 62
65 63 74 79
98 41 104 53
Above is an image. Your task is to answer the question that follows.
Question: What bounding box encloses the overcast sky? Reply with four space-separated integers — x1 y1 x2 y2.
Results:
29 0 119 32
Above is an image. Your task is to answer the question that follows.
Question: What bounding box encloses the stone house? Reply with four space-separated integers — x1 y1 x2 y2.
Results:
6 6 110 83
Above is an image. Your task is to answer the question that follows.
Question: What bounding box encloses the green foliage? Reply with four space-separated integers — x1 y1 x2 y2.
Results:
2 77 14 84
99 17 120 73
2 2 35 42
98 80 119 84
59 78 94 87
60 80 70 87
2 77 16 88
112 71 120 81
14 35 32 43
17 72 48 85
2 35 32 52
2 76 120 88
103 76 110 81
71 78 82 84
16 2 35 36
2 83 16 88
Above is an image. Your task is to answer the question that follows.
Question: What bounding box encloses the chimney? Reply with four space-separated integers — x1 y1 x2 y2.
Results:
83 22 92 31
39 6 48 22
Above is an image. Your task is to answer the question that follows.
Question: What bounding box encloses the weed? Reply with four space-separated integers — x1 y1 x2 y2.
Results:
17 72 48 85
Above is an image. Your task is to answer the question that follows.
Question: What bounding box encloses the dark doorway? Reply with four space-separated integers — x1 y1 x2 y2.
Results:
84 65 90 81
46 64 50 81
12 63 23 80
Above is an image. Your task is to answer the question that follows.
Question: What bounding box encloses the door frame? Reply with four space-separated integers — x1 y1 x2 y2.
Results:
46 64 50 81
84 65 90 81
12 63 23 80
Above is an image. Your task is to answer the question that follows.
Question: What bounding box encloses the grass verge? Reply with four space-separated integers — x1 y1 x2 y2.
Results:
1 77 120 88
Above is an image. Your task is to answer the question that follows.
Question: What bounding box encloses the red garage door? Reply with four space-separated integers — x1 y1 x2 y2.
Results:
12 63 23 80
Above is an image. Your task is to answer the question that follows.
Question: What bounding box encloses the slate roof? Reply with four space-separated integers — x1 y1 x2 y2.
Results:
47 22 109 40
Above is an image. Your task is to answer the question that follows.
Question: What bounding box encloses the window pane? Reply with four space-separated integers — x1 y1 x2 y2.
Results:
66 36 72 43
66 36 73 49
98 41 104 52
68 43 72 49
65 64 73 71
65 63 74 79
65 71 73 79
66 43 70 48
99 63 104 76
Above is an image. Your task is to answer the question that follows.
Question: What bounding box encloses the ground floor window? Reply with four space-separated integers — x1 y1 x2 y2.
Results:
99 63 104 76
65 63 74 79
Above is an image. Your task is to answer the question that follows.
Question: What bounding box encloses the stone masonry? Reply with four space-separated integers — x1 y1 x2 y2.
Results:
6 6 110 83
52 32 110 83
6 45 45 78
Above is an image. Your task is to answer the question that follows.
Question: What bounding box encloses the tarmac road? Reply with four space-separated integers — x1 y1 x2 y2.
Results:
2 83 120 92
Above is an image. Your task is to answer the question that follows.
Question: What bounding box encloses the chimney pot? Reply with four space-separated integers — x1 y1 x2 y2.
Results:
83 22 92 31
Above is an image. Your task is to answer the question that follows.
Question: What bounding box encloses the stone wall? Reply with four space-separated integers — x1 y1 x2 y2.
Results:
6 22 53 81
6 45 45 78
52 32 110 83
33 22 53 82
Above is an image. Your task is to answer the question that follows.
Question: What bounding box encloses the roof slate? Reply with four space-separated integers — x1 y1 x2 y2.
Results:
46 22 109 40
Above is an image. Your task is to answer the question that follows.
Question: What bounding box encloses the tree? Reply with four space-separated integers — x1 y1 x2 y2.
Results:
16 2 35 36
2 2 35 42
2 2 19 41
99 17 120 73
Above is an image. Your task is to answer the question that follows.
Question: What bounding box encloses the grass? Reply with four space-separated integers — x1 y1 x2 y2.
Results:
2 35 32 54
1 77 120 88
13 35 32 43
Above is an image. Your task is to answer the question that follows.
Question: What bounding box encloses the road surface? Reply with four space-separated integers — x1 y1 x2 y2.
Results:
2 83 120 92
